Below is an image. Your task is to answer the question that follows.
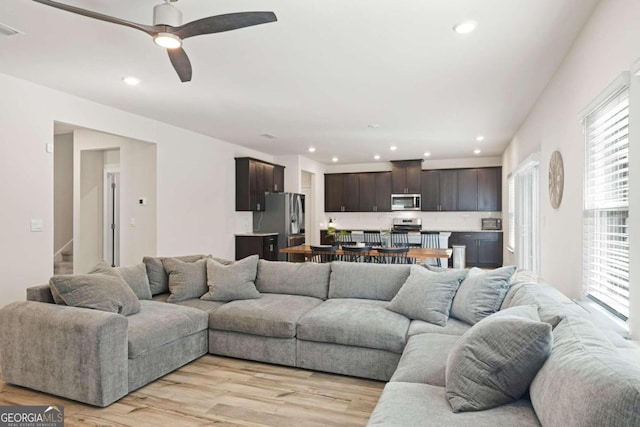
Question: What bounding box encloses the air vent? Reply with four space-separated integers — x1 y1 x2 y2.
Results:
0 23 24 37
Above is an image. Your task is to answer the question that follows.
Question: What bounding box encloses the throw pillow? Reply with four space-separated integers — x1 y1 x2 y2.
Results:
445 305 553 412
49 261 141 315
201 255 260 302
115 263 152 300
143 254 205 295
450 265 517 324
163 257 208 303
387 266 468 325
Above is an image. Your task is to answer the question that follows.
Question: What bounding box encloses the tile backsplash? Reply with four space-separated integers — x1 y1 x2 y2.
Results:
321 211 502 232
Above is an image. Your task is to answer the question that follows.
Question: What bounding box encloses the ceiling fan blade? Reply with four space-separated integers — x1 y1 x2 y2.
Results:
172 12 277 40
168 47 193 83
32 0 160 36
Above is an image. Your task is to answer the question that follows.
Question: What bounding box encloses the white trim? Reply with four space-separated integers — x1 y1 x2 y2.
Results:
579 72 630 122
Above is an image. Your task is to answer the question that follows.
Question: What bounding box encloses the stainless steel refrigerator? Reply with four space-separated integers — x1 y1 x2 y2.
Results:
253 192 305 261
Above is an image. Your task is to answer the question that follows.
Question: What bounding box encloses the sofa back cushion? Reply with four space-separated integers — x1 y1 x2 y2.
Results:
115 263 152 300
503 282 586 327
530 315 640 427
328 262 410 301
256 260 331 300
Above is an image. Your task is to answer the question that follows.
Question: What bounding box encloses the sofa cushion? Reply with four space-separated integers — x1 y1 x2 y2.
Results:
297 299 410 353
408 318 471 337
504 282 586 327
387 266 468 326
49 262 140 316
115 263 152 300
256 260 331 300
328 262 410 301
368 382 541 427
450 265 516 324
530 315 640 427
174 299 225 313
127 300 208 359
390 333 459 386
143 254 206 295
163 257 208 303
200 255 260 302
209 293 322 338
446 305 552 412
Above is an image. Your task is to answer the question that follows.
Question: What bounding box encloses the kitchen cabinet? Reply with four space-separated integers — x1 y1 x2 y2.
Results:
235 234 278 261
477 167 502 211
391 160 422 194
448 232 503 268
421 167 501 212
422 169 459 211
235 157 285 211
457 169 478 211
359 172 391 212
324 173 360 212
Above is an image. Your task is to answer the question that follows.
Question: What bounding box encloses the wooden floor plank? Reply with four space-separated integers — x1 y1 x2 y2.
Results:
0 355 384 426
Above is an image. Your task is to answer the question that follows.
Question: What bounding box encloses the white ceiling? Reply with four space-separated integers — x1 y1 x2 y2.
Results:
0 0 598 164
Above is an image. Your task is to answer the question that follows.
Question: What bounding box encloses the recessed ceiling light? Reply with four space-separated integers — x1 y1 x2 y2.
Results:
308 147 316 153
424 152 431 157
476 135 485 142
474 149 481 155
453 20 478 34
368 124 381 129
332 157 339 162
390 145 397 151
374 154 381 160
122 76 141 86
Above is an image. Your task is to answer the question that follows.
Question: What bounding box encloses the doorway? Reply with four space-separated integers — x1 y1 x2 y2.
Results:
104 170 120 267
301 171 316 245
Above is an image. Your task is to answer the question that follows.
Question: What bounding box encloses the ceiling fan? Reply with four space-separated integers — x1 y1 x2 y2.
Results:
32 0 277 82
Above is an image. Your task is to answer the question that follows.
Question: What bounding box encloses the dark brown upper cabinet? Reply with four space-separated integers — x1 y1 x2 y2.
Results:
421 167 501 212
391 160 422 194
477 167 502 211
359 172 392 212
235 157 285 211
324 173 360 212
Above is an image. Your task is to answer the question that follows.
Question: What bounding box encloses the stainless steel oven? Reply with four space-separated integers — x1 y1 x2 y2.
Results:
391 194 421 211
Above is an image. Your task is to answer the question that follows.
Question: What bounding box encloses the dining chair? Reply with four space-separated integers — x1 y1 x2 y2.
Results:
363 231 382 246
391 231 410 248
341 245 372 263
375 246 411 264
310 245 337 263
336 231 354 246
420 231 442 267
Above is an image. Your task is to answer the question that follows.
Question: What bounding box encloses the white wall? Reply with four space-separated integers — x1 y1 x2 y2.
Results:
501 0 640 337
0 72 274 307
53 133 73 253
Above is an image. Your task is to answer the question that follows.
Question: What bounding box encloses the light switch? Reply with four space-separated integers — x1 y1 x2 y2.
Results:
31 219 44 232
45 143 53 153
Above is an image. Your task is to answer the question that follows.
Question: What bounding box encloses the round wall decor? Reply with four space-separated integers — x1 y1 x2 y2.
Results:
549 150 564 209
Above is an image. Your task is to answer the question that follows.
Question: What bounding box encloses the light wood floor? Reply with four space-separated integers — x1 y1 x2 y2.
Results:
0 355 385 427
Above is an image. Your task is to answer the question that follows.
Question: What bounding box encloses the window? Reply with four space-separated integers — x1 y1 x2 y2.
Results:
517 163 539 273
583 83 630 320
508 176 516 250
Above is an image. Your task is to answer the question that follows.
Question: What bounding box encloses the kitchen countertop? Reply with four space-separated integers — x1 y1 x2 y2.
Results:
235 232 278 237
320 229 502 233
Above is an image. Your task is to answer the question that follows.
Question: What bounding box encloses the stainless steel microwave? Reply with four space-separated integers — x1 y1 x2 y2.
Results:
481 218 502 230
391 194 421 211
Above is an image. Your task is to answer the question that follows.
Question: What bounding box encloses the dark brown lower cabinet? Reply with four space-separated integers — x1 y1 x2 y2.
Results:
235 234 278 261
448 232 503 268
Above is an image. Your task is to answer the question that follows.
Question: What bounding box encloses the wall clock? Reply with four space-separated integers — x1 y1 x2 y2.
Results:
549 151 564 209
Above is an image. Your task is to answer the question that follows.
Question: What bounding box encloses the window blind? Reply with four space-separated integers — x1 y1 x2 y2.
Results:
508 176 515 249
583 87 629 319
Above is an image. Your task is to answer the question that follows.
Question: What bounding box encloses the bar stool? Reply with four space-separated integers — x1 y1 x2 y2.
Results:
391 231 410 248
363 231 382 246
421 231 441 267
336 231 354 246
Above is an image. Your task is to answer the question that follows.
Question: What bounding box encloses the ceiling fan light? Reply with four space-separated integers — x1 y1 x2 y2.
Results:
154 33 182 49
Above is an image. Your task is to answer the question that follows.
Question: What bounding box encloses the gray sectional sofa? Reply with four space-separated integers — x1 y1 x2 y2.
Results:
0 257 639 427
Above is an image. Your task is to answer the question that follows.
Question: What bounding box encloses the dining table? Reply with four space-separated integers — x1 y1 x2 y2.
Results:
279 244 452 264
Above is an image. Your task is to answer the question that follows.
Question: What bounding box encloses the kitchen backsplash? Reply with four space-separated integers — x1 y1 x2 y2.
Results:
321 211 502 232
